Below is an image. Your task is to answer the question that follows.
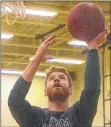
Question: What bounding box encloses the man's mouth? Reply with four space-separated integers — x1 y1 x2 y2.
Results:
54 84 61 88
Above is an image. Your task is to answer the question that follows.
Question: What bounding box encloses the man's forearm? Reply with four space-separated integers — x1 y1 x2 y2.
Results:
77 49 101 125
84 49 100 90
22 56 40 82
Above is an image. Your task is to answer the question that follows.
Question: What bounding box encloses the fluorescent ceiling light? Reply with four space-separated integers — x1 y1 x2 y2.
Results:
2 7 57 17
30 57 84 64
1 34 13 39
25 9 57 17
1 70 45 77
47 58 85 64
35 72 45 77
68 40 87 47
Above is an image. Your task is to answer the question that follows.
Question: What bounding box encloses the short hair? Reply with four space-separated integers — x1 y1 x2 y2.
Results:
45 66 72 87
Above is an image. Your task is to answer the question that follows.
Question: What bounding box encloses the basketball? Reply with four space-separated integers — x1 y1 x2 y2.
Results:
67 2 105 43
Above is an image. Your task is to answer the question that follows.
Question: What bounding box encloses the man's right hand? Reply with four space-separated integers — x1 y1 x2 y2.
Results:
22 34 56 82
31 34 56 63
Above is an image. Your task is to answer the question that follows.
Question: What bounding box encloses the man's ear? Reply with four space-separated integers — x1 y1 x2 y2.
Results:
44 89 47 96
69 87 72 95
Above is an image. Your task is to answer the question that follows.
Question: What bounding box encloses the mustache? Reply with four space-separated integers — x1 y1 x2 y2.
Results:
53 83 62 87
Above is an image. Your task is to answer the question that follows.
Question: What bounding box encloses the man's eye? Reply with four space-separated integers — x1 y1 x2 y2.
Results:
50 77 54 80
60 76 65 79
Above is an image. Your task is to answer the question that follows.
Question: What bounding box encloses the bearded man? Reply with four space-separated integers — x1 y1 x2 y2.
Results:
8 23 108 127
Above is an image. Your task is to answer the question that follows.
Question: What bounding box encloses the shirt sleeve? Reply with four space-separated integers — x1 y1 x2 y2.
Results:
8 76 34 127
77 49 101 126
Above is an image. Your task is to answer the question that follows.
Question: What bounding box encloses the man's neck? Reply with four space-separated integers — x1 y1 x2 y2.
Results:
48 99 69 112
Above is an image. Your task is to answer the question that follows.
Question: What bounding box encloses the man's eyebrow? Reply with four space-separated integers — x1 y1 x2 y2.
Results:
49 74 55 78
59 74 67 77
48 73 66 78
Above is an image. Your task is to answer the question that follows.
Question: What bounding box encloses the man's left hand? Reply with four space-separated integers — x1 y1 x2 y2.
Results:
88 21 108 50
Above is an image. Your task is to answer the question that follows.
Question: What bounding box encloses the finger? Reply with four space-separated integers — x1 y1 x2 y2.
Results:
104 32 108 38
96 31 104 39
103 26 108 37
44 34 56 44
105 21 108 30
45 34 56 43
104 22 108 35
90 31 104 43
38 37 55 54
46 38 55 46
100 31 108 40
99 31 107 40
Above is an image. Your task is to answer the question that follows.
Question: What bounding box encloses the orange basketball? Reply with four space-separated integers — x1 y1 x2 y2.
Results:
67 2 105 43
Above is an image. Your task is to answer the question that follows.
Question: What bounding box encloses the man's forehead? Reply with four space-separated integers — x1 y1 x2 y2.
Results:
49 71 67 77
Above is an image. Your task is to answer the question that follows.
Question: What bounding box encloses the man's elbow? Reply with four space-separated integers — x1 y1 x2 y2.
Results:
8 92 18 109
8 94 14 108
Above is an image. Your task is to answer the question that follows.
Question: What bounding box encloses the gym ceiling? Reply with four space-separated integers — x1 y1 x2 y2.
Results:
1 1 110 72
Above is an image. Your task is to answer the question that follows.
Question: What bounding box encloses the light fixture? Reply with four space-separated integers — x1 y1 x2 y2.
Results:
25 9 57 17
30 57 84 65
1 70 46 77
68 40 87 47
2 6 57 17
47 58 85 64
1 34 14 39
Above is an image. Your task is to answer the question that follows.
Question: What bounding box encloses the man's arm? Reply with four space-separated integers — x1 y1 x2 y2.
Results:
8 34 56 127
8 77 34 127
76 29 108 126
77 49 100 125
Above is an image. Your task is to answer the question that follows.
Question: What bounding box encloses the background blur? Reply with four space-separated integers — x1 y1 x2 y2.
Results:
1 1 110 127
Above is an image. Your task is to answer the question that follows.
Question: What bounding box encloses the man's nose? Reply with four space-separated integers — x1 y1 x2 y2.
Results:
54 76 60 82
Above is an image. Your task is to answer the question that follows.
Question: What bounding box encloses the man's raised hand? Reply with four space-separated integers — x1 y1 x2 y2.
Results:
31 34 56 62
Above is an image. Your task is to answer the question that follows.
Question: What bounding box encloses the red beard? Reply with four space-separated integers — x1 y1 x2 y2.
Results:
46 86 70 102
